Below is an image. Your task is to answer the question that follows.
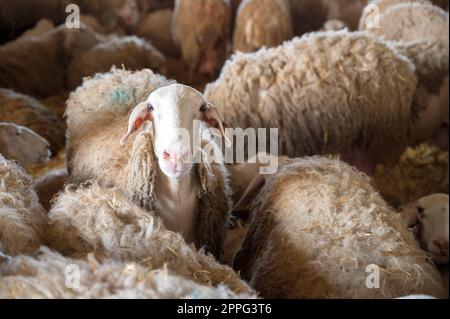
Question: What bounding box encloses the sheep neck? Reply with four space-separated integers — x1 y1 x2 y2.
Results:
154 169 199 244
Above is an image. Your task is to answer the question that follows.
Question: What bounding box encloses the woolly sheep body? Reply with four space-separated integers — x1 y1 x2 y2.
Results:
0 89 66 154
0 247 255 299
173 0 232 76
205 31 418 165
135 9 179 56
233 157 446 298
233 0 293 53
65 69 233 258
0 25 101 97
46 183 254 295
66 36 166 90
0 155 47 256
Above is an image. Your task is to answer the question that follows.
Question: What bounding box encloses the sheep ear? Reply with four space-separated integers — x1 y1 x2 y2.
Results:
401 203 419 228
120 102 152 145
202 103 231 147
232 175 266 220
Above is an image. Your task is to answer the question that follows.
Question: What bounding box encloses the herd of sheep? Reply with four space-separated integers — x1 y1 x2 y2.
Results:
0 0 449 299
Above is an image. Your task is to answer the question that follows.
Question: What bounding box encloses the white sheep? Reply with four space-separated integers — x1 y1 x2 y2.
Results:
232 157 446 298
232 0 293 53
65 68 232 258
0 247 255 299
0 154 47 256
401 194 449 265
360 2 449 147
46 182 254 295
205 31 431 174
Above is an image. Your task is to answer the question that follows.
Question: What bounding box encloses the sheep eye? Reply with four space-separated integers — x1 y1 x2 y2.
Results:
199 104 207 112
147 103 154 112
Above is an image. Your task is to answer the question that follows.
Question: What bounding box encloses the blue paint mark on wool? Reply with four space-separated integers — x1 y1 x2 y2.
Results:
110 88 131 106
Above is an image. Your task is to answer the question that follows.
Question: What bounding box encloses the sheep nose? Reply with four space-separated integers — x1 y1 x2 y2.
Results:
162 145 190 163
433 239 449 256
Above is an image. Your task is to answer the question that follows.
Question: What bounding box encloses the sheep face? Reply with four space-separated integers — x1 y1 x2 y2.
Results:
121 84 226 178
0 123 50 166
117 0 140 26
403 194 449 265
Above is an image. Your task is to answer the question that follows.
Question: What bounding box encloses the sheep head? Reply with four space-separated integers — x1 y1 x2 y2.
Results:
120 83 226 178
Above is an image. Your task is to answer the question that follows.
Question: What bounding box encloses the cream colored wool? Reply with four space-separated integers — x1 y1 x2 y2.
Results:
135 9 179 57
233 0 293 53
46 183 254 295
0 155 47 256
0 25 101 97
66 36 166 90
205 31 418 165
361 2 449 95
0 247 255 299
66 68 233 258
359 0 448 30
373 143 449 207
0 89 66 154
233 157 447 299
173 0 232 75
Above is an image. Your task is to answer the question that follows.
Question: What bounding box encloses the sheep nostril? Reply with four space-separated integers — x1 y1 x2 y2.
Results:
162 151 171 161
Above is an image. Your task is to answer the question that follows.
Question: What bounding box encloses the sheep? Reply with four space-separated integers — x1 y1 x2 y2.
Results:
0 123 50 166
0 89 66 154
373 143 448 207
232 157 447 298
13 19 55 42
33 168 68 211
46 182 254 296
359 0 449 31
173 0 232 77
0 24 101 97
135 9 179 57
205 31 427 174
65 68 232 258
360 2 449 147
39 91 69 118
66 36 167 90
0 155 47 256
232 0 293 53
401 194 449 265
0 247 255 299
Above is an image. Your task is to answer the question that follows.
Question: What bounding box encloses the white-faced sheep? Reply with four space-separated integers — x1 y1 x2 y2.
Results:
360 2 449 147
66 36 166 90
205 31 432 174
0 89 66 154
135 9 179 57
0 155 47 256
232 157 446 298
0 247 255 299
0 24 101 97
46 182 254 295
65 68 232 258
401 194 449 265
173 0 232 77
0 123 50 166
232 0 293 53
